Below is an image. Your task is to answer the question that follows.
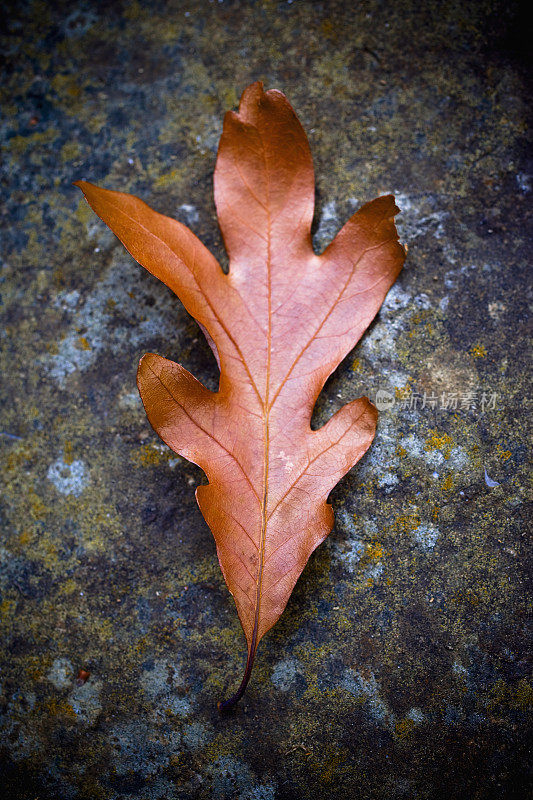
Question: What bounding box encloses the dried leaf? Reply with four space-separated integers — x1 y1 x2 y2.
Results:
76 82 405 710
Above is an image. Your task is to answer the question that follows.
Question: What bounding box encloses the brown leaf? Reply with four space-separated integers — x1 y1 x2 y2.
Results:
76 668 90 686
75 82 405 710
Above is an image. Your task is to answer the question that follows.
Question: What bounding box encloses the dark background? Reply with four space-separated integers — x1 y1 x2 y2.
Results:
0 1 531 798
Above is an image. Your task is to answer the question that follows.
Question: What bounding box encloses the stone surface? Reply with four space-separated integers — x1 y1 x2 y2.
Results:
0 1 530 798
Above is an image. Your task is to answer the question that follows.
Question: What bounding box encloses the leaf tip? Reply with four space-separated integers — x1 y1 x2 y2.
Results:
73 180 94 201
241 79 264 98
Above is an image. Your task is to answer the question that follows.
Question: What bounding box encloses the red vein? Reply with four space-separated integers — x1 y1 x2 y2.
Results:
226 545 259 584
263 562 298 595
229 576 255 607
231 148 269 211
218 184 268 240
223 509 260 551
92 195 265 409
266 406 367 527
267 234 397 411
146 362 261 504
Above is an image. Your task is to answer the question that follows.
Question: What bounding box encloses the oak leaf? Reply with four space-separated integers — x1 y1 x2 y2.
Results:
76 82 405 710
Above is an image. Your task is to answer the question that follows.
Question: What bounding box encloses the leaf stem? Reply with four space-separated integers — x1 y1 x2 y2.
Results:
217 628 258 713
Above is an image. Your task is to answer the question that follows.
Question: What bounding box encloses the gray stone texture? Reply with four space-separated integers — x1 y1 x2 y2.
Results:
0 1 530 798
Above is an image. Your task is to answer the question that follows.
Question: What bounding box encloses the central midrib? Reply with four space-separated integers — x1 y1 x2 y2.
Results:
251 132 272 651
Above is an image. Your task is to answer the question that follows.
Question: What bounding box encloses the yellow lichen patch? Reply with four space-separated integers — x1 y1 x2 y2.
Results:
394 716 416 739
425 431 454 459
123 0 142 20
26 655 48 682
6 442 33 472
59 578 78 596
42 538 58 565
442 474 454 492
1 599 17 620
470 344 487 358
452 587 481 607
45 697 77 720
334 608 357 633
6 127 59 157
318 753 344 785
496 444 512 461
295 642 331 669
361 481 375 498
189 557 221 585
86 112 108 135
123 0 185 44
63 440 73 465
29 527 63 570
18 530 32 546
222 86 239 109
364 542 384 563
80 526 106 555
75 197 93 225
60 141 82 163
153 167 187 190
487 679 508 708
314 50 351 90
351 357 361 371
305 742 348 786
393 513 421 534
131 444 167 466
511 679 533 710
51 73 82 99
303 676 338 705
92 617 114 641
133 636 149 656
28 488 49 521
488 678 533 711
407 308 431 337
321 19 337 39
76 336 91 351
395 384 412 400
59 495 122 555
202 729 246 766
22 229 41 263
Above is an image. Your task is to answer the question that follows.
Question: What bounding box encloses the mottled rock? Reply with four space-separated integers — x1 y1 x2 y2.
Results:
0 1 530 798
